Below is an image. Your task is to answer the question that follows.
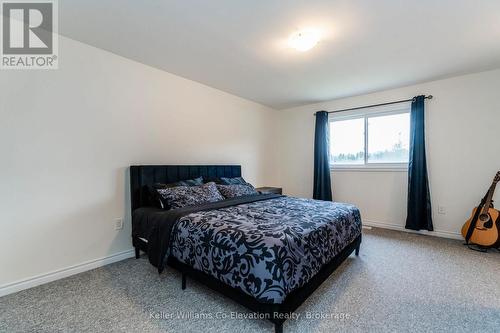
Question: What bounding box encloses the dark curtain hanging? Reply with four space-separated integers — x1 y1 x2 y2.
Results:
313 111 333 201
405 95 433 231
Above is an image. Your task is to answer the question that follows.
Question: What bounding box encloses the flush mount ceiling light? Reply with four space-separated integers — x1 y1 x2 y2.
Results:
288 29 320 52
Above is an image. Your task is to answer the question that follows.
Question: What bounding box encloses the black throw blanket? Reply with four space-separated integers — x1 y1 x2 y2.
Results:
132 193 282 273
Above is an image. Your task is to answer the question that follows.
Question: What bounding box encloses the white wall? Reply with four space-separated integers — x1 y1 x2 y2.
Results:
0 36 280 291
2 34 499 296
279 69 500 238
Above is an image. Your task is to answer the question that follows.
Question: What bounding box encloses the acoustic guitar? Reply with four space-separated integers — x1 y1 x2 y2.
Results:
461 171 500 248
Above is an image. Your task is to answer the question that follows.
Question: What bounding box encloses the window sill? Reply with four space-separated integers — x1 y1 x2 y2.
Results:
330 165 408 172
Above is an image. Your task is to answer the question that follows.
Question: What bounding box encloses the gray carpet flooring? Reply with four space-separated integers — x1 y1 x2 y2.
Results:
1 228 500 333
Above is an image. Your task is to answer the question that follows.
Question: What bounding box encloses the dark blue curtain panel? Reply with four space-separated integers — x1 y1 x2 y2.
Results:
313 111 333 201
405 96 433 231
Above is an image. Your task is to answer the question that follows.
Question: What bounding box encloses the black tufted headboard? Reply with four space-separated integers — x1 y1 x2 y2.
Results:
130 165 241 212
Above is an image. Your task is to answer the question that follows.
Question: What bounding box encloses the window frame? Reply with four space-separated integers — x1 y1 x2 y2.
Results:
329 104 411 172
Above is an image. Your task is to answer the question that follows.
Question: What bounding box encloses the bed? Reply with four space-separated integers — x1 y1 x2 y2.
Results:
130 165 362 333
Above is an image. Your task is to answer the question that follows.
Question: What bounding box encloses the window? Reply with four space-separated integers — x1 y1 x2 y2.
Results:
329 108 410 169
330 118 364 165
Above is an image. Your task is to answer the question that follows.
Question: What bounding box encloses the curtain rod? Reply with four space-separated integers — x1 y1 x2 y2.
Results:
314 95 433 115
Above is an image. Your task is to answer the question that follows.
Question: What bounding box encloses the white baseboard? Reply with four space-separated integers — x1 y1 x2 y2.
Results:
0 249 135 297
364 219 463 240
0 221 462 298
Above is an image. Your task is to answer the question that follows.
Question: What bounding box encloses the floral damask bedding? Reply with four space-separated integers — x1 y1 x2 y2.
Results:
168 196 362 303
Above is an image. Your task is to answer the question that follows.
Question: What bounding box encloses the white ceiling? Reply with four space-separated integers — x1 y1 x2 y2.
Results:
60 1 500 109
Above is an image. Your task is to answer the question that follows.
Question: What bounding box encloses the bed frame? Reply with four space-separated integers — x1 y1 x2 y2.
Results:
130 165 361 333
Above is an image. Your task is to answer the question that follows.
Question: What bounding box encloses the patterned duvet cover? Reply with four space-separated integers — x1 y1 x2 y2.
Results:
169 196 362 304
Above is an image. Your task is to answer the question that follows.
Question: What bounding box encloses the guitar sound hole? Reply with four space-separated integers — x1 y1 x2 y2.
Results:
477 213 492 229
479 214 490 222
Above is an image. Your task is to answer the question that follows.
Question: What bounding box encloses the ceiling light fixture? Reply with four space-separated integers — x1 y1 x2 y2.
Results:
288 29 320 52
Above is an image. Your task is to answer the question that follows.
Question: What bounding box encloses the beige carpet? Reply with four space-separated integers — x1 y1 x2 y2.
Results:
1 227 500 333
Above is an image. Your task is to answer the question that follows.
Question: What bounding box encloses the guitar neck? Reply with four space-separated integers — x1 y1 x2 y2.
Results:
482 182 497 213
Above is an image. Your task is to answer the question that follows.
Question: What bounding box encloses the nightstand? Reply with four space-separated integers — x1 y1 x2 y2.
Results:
256 187 282 195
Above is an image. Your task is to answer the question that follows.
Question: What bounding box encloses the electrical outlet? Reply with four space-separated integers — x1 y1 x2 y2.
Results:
114 218 123 230
438 206 446 215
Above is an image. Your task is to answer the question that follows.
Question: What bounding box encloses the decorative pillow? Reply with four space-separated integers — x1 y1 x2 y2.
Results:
153 176 204 189
151 177 205 209
217 177 249 185
147 185 165 209
216 184 258 199
156 182 224 209
173 177 204 187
